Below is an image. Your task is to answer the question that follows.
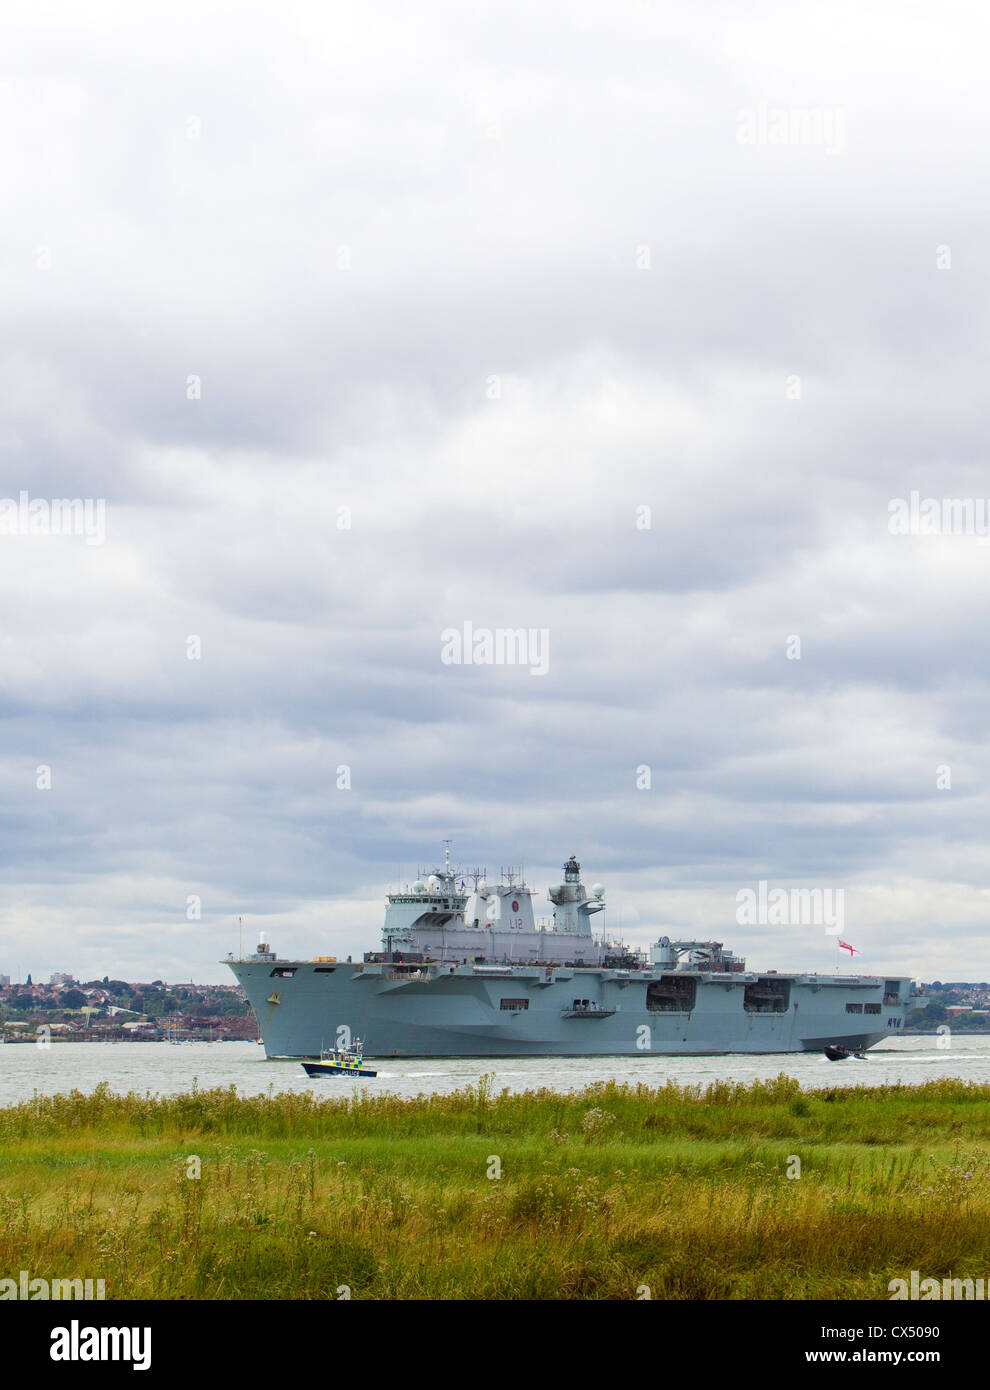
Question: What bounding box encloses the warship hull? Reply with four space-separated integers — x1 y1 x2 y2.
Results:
228 958 912 1059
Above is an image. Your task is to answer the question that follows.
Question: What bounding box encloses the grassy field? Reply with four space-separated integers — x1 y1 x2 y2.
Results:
1 1073 989 1299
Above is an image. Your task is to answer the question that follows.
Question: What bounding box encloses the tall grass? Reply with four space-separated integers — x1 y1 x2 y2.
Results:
1 1076 989 1299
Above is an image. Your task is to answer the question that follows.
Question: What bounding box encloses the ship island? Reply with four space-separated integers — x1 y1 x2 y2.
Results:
226 850 916 1058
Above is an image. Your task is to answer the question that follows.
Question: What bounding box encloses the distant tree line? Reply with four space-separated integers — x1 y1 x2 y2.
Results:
2 978 250 1019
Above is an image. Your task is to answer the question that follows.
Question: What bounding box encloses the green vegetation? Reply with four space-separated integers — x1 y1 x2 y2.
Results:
1 1075 989 1300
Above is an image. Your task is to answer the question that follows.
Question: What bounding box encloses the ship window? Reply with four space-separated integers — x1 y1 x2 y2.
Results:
270 967 296 978
864 1002 881 1014
845 1002 863 1013
646 977 696 1012
743 978 790 1013
500 998 529 1011
314 968 336 974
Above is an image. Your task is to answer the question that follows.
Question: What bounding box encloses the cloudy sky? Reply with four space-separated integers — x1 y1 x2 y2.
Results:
2 0 989 984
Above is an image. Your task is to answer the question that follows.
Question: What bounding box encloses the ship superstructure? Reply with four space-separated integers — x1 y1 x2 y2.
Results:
377 845 607 967
226 850 916 1059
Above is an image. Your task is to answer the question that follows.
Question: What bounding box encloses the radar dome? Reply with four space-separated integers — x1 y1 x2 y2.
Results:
477 880 488 893
412 880 426 894
427 875 441 890
591 884 605 898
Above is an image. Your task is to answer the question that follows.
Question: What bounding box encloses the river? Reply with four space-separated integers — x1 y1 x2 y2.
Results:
0 1034 987 1105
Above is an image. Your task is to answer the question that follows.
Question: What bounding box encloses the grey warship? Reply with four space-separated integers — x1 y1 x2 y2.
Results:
226 850 915 1058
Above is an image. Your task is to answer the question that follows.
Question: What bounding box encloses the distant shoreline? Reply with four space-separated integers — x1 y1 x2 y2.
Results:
0 1035 253 1044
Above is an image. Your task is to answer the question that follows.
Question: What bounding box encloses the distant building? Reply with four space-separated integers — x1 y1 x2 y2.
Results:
0 975 9 988
49 972 75 987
